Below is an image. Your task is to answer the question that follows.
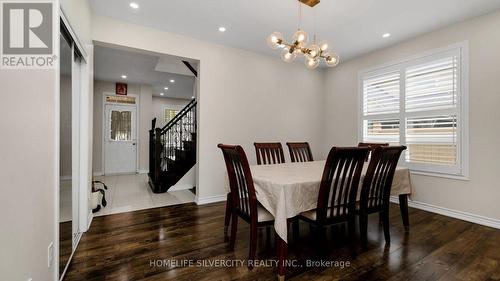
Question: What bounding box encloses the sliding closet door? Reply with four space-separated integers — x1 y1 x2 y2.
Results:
59 22 84 278
59 31 74 277
71 40 82 250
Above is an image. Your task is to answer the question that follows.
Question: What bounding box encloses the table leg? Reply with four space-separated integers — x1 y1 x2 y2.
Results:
399 194 410 232
276 236 287 280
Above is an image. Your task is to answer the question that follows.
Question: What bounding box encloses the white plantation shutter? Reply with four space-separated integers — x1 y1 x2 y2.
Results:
363 72 400 115
404 54 459 169
360 45 468 177
363 119 400 144
362 71 401 146
405 115 457 165
405 56 458 112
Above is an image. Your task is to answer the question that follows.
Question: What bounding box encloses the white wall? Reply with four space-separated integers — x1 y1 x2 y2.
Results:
91 15 326 203
138 85 153 173
0 72 57 281
323 10 500 221
61 0 92 45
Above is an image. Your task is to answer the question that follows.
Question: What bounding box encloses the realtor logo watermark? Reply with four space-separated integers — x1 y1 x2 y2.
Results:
1 1 56 68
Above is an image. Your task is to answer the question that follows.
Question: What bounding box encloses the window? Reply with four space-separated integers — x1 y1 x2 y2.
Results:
359 44 468 178
164 108 178 124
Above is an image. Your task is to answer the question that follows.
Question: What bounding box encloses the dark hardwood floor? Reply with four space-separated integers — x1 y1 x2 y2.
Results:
59 221 73 275
64 202 500 281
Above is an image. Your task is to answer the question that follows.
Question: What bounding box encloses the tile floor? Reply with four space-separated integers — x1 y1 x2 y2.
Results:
92 173 195 216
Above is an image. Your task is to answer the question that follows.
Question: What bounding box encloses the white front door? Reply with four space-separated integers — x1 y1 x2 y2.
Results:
104 104 137 174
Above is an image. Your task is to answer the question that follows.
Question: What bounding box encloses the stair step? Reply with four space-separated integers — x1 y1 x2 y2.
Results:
183 140 196 151
149 99 197 193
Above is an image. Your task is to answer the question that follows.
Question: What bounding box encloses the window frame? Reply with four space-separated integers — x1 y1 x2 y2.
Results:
164 107 179 124
162 104 182 126
358 42 469 180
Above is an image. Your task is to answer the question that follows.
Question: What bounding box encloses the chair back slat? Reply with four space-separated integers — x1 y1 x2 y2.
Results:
286 142 313 162
316 147 369 222
218 144 257 220
254 142 285 165
361 146 406 212
358 142 389 161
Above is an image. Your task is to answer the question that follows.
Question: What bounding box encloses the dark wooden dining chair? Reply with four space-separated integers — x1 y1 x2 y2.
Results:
286 142 313 162
218 144 275 269
224 142 284 238
298 147 369 251
254 142 285 165
358 142 389 161
357 145 406 248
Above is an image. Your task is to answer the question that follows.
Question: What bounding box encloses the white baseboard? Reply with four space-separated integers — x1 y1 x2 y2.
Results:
138 170 149 174
86 212 93 231
390 196 500 229
93 171 103 177
169 184 194 191
196 194 226 205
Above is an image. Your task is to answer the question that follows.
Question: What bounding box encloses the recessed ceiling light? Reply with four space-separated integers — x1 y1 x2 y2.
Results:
382 33 391 38
130 2 139 9
218 26 226 32
191 96 195 99
170 79 175 83
160 93 164 96
164 87 169 90
121 75 127 79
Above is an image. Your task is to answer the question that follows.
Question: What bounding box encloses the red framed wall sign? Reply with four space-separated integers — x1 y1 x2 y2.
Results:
116 83 128 95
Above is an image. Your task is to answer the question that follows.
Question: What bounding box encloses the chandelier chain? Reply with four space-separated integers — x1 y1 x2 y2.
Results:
297 1 302 30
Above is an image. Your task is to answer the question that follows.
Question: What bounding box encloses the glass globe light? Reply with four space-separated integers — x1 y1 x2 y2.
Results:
281 48 296 63
324 52 340 67
267 32 284 49
305 57 319 69
318 40 329 51
307 44 321 59
292 30 308 45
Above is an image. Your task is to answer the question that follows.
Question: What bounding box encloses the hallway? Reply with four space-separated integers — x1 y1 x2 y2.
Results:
93 174 195 216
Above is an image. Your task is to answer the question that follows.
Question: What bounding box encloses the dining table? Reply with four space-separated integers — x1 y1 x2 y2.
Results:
229 160 412 280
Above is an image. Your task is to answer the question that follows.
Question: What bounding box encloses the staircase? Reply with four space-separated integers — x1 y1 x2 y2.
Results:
149 99 197 193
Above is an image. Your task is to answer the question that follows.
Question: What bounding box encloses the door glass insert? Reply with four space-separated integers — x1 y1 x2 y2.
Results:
110 110 132 141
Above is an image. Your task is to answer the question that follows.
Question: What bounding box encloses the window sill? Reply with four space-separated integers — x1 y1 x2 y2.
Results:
409 170 470 181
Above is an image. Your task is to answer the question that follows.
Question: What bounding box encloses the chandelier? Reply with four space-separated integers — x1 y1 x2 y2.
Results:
266 0 340 69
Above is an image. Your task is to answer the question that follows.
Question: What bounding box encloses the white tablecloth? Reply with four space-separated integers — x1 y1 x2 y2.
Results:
225 160 412 243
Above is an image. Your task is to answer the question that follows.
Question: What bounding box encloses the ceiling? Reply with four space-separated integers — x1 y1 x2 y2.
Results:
89 0 500 62
94 44 196 99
